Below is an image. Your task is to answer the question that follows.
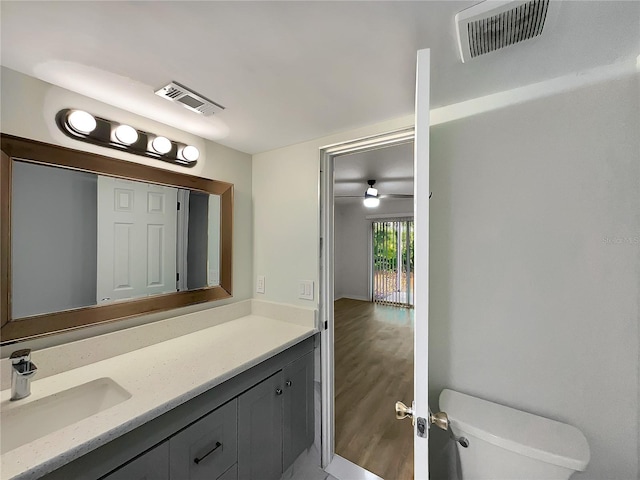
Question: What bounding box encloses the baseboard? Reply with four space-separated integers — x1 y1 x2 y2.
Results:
336 295 370 302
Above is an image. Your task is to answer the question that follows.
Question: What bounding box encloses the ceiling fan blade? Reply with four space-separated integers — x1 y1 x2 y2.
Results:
336 193 413 198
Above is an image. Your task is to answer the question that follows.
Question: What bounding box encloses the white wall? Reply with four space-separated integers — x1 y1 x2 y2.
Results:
427 75 639 480
1 67 253 344
335 198 413 300
252 116 414 306
253 72 639 479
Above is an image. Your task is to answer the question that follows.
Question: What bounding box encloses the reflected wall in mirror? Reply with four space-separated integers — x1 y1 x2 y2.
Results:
1 134 233 344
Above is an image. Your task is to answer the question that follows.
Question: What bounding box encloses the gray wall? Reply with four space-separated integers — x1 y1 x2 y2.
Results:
335 198 414 300
187 191 209 290
428 75 639 480
12 161 97 318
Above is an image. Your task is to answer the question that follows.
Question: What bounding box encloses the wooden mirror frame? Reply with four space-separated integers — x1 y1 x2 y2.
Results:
0 134 233 344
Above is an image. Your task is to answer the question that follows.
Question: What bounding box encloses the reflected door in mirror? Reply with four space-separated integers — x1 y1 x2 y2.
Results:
97 177 178 303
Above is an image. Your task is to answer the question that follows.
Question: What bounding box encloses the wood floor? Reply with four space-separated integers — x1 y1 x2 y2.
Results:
334 298 414 480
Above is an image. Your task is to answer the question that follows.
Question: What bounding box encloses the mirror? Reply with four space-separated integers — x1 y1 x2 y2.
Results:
1 134 233 343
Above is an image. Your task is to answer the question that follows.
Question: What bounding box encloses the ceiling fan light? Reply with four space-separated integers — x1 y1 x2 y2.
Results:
363 196 380 208
366 187 378 197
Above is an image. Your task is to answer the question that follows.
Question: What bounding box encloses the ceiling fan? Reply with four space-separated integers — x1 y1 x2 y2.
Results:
336 179 413 208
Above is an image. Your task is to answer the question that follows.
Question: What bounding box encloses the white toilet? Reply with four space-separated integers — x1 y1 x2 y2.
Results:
439 389 590 480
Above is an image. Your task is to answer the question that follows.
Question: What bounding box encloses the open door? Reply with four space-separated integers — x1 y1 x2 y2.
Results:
411 47 431 480
394 47 431 479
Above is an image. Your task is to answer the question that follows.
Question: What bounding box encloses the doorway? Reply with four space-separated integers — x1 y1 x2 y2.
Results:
321 49 431 480
322 130 416 479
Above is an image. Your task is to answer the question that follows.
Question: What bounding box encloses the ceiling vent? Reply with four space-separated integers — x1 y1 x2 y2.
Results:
155 81 225 116
455 0 551 63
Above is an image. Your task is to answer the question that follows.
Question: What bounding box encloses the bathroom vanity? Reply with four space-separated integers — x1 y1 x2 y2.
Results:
43 338 314 480
0 301 318 480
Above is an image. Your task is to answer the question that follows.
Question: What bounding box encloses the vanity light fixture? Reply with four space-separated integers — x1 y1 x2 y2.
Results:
56 108 198 168
114 124 139 145
180 145 200 162
67 110 97 134
151 136 172 154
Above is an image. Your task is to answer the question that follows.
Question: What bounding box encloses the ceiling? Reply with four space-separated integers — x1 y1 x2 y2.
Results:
334 142 414 201
1 1 638 156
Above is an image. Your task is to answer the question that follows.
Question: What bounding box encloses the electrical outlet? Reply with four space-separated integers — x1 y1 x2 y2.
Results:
256 275 265 294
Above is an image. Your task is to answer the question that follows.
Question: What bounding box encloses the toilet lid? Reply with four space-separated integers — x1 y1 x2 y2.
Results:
439 389 590 471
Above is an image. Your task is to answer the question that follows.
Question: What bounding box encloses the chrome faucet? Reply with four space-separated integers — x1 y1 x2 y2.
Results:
10 349 37 400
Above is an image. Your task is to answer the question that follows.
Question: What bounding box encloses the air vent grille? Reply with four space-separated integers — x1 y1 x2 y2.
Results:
164 87 182 99
455 0 552 63
155 81 225 116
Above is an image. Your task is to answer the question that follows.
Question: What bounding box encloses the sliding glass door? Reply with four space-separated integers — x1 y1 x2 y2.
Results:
372 219 414 307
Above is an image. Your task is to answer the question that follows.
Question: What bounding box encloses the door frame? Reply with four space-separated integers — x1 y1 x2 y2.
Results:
319 127 415 472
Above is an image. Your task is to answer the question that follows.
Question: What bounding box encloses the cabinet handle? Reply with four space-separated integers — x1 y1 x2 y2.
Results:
193 441 222 465
276 388 283 395
285 380 292 387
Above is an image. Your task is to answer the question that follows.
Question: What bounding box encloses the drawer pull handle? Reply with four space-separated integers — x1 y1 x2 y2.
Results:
285 380 292 387
276 388 283 395
194 441 222 465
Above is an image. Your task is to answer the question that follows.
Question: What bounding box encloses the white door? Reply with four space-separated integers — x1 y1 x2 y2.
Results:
413 47 431 480
97 176 178 303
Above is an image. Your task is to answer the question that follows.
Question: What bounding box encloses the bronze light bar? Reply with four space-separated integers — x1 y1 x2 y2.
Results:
56 109 199 167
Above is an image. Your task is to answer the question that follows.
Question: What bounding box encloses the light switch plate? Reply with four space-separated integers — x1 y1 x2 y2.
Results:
298 280 314 300
256 275 265 294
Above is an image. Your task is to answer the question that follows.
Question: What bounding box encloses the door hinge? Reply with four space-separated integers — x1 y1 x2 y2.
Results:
324 320 328 330
177 201 181 211
176 273 180 281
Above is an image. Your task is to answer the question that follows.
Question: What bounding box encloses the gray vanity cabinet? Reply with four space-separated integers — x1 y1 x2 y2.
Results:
282 351 314 469
238 373 283 480
237 351 314 480
101 442 170 480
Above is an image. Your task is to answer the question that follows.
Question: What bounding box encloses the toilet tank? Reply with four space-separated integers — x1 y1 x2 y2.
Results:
439 389 590 480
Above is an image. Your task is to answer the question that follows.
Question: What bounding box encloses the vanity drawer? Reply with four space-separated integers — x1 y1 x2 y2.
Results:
169 398 238 480
101 441 169 480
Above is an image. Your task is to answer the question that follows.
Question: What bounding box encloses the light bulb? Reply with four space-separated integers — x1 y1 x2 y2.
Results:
67 110 96 134
363 196 380 208
152 136 172 154
114 125 138 145
366 187 378 197
181 145 200 162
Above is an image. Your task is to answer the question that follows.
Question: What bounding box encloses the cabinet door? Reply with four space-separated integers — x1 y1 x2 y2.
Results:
170 399 237 480
101 441 169 480
217 464 238 480
237 372 283 480
282 351 314 469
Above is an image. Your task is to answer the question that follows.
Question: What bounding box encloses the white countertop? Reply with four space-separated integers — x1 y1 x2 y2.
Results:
0 314 316 480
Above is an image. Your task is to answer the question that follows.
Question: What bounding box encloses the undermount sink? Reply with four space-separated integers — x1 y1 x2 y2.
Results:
1 377 131 455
